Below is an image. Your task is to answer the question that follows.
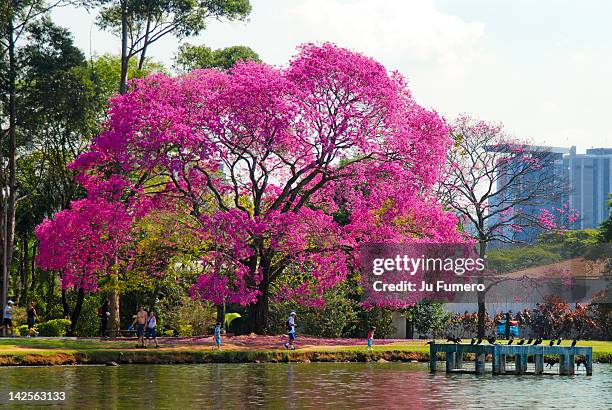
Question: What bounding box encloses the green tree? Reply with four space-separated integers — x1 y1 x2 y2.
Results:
598 195 612 243
0 0 76 323
409 301 452 338
89 0 252 94
174 43 259 72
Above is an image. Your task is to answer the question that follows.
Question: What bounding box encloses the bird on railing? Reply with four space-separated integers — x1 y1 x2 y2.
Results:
486 336 497 345
548 339 555 346
526 338 533 345
507 339 514 345
470 337 476 345
517 338 526 345
533 338 543 346
556 337 562 345
476 338 483 345
571 338 578 347
427 340 436 345
446 336 454 343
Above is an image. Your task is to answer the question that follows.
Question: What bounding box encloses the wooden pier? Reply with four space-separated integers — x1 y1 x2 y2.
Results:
430 343 593 376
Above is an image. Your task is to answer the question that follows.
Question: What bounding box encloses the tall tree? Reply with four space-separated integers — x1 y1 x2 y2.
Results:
174 43 259 72
440 115 574 337
38 43 463 333
0 0 74 319
90 0 252 94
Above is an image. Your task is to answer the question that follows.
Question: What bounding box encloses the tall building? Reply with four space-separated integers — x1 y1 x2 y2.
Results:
488 145 568 243
566 147 612 229
488 145 612 243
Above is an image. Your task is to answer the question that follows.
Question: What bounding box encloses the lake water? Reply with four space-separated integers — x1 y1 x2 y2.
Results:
0 363 610 409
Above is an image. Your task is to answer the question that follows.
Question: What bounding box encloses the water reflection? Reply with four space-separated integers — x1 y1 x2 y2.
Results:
0 363 610 409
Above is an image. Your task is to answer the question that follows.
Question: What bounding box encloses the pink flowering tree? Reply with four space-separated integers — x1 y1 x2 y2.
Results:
439 114 573 337
35 197 133 335
40 43 461 333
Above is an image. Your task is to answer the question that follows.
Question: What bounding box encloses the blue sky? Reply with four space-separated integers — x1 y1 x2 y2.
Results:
51 0 612 151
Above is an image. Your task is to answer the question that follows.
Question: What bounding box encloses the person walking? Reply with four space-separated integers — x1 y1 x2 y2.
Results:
366 326 376 352
284 311 297 350
145 310 159 348
132 306 148 348
26 302 38 337
212 322 222 351
98 299 110 338
1 300 14 336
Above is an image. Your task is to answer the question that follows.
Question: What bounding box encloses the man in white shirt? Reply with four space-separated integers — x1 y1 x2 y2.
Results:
1 300 14 336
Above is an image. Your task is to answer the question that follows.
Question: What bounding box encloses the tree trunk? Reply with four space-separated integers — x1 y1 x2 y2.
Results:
108 275 121 337
137 15 151 70
68 288 85 336
247 282 269 334
6 17 17 300
216 304 225 326
119 0 129 95
477 238 487 338
61 287 70 318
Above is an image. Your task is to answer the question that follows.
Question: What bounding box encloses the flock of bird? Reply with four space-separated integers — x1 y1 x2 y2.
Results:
440 336 579 347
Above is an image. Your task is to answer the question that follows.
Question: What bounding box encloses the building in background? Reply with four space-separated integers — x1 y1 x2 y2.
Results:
489 145 612 242
566 147 612 229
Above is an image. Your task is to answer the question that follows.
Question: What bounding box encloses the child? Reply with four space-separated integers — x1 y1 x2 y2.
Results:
366 326 376 352
212 322 222 351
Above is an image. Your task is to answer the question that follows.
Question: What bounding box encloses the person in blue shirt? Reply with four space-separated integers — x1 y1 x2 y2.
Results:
284 311 297 350
212 322 222 351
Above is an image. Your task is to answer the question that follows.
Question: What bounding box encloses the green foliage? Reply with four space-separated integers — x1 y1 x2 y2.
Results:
178 323 194 337
160 296 216 336
94 0 252 39
74 295 103 337
351 308 396 339
410 302 452 338
488 229 603 273
36 319 71 337
598 195 612 243
89 53 166 100
16 325 30 337
174 43 260 71
269 290 359 338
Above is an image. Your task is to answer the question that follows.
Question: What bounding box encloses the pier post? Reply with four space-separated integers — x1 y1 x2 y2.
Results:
446 352 456 372
475 353 485 375
559 354 569 375
567 354 575 375
455 352 463 369
515 354 526 375
586 354 593 376
430 347 437 372
534 354 544 375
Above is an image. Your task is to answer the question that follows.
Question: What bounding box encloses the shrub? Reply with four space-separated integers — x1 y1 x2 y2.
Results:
36 319 71 337
178 323 194 337
269 287 359 337
410 302 453 338
160 297 216 336
16 325 30 336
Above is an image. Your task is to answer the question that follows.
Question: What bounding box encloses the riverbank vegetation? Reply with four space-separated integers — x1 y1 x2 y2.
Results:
1 338 610 366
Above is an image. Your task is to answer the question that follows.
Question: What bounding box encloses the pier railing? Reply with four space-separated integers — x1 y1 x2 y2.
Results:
429 343 593 375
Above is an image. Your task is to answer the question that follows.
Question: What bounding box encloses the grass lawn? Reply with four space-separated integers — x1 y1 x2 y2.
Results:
0 337 610 365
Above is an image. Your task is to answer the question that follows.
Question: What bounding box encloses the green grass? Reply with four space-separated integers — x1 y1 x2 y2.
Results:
0 338 610 365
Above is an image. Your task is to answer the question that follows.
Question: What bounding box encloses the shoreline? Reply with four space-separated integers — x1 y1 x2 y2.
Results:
1 337 610 367
1 349 611 367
